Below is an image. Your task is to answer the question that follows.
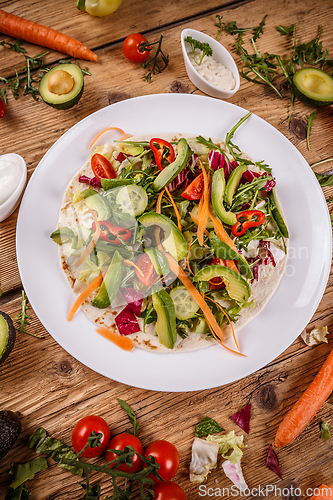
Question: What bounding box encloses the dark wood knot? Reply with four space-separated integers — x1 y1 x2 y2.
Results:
289 116 307 140
60 360 72 374
281 481 301 500
107 92 130 105
170 80 190 94
258 384 278 411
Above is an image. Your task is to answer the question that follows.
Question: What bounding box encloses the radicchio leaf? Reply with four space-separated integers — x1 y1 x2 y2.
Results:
120 287 144 317
265 445 283 479
231 404 251 434
116 152 126 162
208 150 225 171
78 175 101 187
115 305 141 336
168 168 192 192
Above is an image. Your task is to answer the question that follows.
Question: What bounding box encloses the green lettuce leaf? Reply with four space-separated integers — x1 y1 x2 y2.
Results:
195 417 224 438
206 430 245 464
9 457 48 489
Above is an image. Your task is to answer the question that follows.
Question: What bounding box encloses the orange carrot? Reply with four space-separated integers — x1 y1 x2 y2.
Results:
309 485 333 500
207 205 237 251
96 327 134 352
0 9 98 61
75 209 100 268
205 295 240 353
156 189 165 214
197 166 210 246
89 127 132 149
274 347 333 448
225 258 239 275
165 187 182 231
189 212 210 238
67 273 103 322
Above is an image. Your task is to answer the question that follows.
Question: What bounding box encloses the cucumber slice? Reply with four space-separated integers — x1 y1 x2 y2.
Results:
194 265 251 302
81 189 111 221
211 169 237 225
170 286 200 320
116 185 148 217
224 164 248 206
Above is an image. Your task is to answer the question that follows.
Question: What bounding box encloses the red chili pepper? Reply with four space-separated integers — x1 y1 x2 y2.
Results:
92 220 132 245
0 97 5 118
149 138 175 171
231 210 265 237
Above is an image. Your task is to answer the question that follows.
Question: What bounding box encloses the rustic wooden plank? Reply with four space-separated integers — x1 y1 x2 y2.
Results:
0 0 333 498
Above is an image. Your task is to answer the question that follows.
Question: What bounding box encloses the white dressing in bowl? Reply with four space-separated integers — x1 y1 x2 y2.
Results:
0 154 27 222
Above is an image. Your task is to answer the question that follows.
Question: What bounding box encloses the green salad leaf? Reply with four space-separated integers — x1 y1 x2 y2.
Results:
195 417 224 438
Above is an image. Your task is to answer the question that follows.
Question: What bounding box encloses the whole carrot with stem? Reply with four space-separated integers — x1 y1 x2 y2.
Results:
274 347 333 448
0 9 98 61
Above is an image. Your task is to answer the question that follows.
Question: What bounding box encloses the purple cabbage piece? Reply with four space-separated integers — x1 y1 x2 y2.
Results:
116 152 126 163
120 287 144 317
78 175 101 187
231 404 252 434
224 160 238 180
266 445 283 479
208 150 225 171
168 168 188 192
259 241 276 267
247 258 261 281
115 304 141 336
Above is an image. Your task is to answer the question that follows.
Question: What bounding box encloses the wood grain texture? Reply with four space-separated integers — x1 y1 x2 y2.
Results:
0 0 333 498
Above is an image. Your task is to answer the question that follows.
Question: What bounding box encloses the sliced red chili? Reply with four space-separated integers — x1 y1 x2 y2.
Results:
92 220 131 245
181 173 204 200
231 210 265 237
149 138 175 172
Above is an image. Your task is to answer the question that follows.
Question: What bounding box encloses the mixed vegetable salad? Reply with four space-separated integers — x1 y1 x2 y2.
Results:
51 113 289 353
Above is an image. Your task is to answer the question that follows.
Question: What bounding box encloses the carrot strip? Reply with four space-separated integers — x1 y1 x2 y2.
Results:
0 9 98 61
190 212 210 238
67 273 103 322
309 485 333 500
205 316 244 356
96 327 134 352
225 258 239 275
75 210 100 268
89 127 132 149
197 166 210 246
207 205 238 252
156 189 165 214
186 237 194 276
165 187 182 231
205 295 240 353
123 259 144 277
274 347 333 448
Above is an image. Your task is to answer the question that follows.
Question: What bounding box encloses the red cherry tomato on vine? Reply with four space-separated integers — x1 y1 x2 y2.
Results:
91 153 117 181
123 33 150 63
153 482 188 500
72 415 110 458
106 433 143 473
144 440 180 482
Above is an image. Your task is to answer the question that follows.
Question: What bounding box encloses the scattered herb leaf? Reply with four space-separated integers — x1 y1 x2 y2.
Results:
14 291 43 338
305 111 316 151
5 483 30 500
0 39 27 54
9 458 48 489
321 421 333 440
118 399 141 436
215 15 224 40
141 34 169 82
195 417 224 438
276 24 295 36
315 171 333 187
184 36 213 65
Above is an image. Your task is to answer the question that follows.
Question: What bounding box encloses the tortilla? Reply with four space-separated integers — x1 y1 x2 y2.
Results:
55 134 288 353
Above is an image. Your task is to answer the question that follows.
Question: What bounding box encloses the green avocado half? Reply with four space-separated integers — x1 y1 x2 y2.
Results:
293 68 333 107
0 311 16 366
39 64 84 110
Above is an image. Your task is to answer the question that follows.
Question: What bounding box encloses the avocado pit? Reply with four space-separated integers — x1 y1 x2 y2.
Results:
47 69 75 95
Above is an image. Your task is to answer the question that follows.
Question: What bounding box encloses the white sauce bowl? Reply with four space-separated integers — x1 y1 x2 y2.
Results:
181 28 240 99
0 154 27 222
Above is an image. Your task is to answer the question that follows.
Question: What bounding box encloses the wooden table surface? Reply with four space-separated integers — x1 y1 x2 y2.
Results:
0 0 333 498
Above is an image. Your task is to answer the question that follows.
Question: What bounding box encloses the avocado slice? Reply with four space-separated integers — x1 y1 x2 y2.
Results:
152 289 177 349
92 251 124 309
145 247 170 277
0 410 21 461
293 68 333 107
268 188 289 238
194 265 251 303
116 142 144 156
50 227 75 245
211 169 237 225
81 189 111 221
0 312 16 366
39 64 84 110
152 138 192 192
224 164 248 206
138 212 187 261
209 232 253 280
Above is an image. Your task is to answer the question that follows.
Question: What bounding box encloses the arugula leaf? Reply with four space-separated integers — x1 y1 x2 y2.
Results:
225 112 252 161
315 171 333 187
305 111 316 151
196 136 224 153
276 24 295 36
5 483 30 500
118 399 141 436
321 421 333 439
224 15 267 42
9 458 48 489
14 290 44 338
0 39 27 54
184 36 213 65
215 15 224 40
195 417 224 438
28 427 83 476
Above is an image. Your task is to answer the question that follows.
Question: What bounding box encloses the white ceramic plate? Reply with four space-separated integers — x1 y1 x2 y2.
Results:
16 94 332 392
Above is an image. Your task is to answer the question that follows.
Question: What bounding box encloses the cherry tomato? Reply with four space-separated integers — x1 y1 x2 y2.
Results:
72 415 110 458
144 440 180 482
135 253 157 287
153 482 188 500
91 153 117 181
0 97 5 118
181 173 204 200
106 433 143 473
209 257 226 290
123 33 150 63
